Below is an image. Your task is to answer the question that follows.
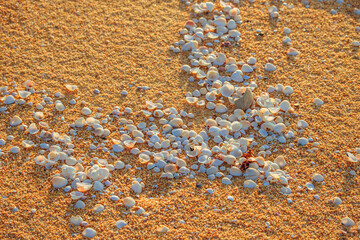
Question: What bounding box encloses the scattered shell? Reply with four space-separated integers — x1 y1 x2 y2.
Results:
341 217 355 227
313 173 324 182
82 228 96 238
34 112 44 120
220 84 235 98
274 155 286 168
81 107 92 115
55 102 65 111
65 85 78 92
345 152 359 163
116 220 127 229
241 64 253 73
70 191 84 200
18 91 31 99
247 57 257 65
157 226 169 233
70 216 83 226
124 197 136 208
93 204 105 212
10 146 20 154
244 180 257 189
24 80 35 89
287 48 300 56
279 100 291 112
313 98 324 106
52 176 68 188
10 116 22 126
231 70 243 82
264 63 276 71
215 103 228 113
333 197 342 205
29 123 39 134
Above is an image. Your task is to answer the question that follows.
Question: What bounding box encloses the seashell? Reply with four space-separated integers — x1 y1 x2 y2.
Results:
213 53 226 66
34 112 44 120
55 101 65 111
244 168 260 180
131 181 143 194
35 155 47 165
305 182 314 190
345 152 359 163
227 19 236 30
81 107 92 115
230 70 243 82
273 123 286 134
70 191 84 200
164 164 177 173
124 140 136 149
75 117 86 127
185 20 196 29
235 88 253 110
229 166 242 176
264 63 276 71
24 80 35 89
186 97 198 104
283 86 294 95
113 144 124 153
244 180 257 189
153 110 164 118
93 181 104 191
341 217 355 227
197 100 205 106
206 102 215 110
169 118 183 128
22 140 35 148
247 57 257 65
205 119 217 128
241 64 253 73
220 84 235 98
76 182 93 192
70 216 83 226
213 17 227 27
28 123 39 134
231 121 242 132
65 85 78 92
206 2 214 12
279 100 291 112
215 103 228 113
18 91 31 99
313 173 324 182
124 197 135 208
274 155 286 168
157 226 169 233
287 48 300 56
206 70 219 81
52 176 68 188
139 153 150 164
10 116 22 126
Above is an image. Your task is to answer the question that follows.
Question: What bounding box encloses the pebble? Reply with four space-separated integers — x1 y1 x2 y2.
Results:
313 98 324 106
75 200 86 209
333 197 342 205
110 195 119 201
206 188 214 194
70 216 83 226
93 204 105 212
10 146 20 154
10 116 22 126
221 177 232 185
116 220 127 229
121 90 128 96
298 138 308 146
157 226 169 233
82 228 96 238
264 63 276 71
4 95 15 104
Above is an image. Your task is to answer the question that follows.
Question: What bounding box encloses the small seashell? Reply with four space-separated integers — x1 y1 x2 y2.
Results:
283 86 294 95
124 197 135 208
55 101 65 111
341 217 355 227
244 180 257 189
139 153 150 163
333 197 342 205
75 117 86 127
70 191 84 200
231 70 243 82
241 64 253 73
287 48 300 56
10 146 20 154
76 182 93 192
93 204 105 212
52 176 68 188
247 57 257 65
82 228 96 238
213 17 227 27
215 103 228 113
235 88 253 110
24 80 35 89
116 220 127 229
345 152 359 163
81 107 92 115
157 226 169 233
207 70 219 81
131 181 142 194
10 116 22 126
264 63 276 71
220 84 235 98
22 140 35 148
65 85 78 92
70 216 83 226
313 98 324 106
28 123 39 134
305 182 314 190
34 112 44 120
18 91 31 99
185 20 196 29
274 155 286 168
164 164 177 173
35 155 47 165
279 100 291 112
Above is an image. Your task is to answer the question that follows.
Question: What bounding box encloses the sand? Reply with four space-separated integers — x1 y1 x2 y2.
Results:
0 0 360 239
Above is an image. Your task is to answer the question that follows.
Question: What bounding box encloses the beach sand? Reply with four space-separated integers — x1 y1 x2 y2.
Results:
0 0 359 239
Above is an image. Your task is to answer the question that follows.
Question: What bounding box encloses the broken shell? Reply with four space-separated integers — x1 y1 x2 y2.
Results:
10 116 22 126
76 182 93 192
346 152 359 163
70 191 84 200
29 123 39 134
34 112 44 120
24 80 35 89
18 91 31 99
52 176 68 188
220 84 235 98
274 155 286 168
65 85 78 92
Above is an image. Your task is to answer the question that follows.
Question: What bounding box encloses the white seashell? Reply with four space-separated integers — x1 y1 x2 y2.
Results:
93 204 105 212
287 48 300 56
65 85 78 92
70 191 84 200
220 84 235 98
29 123 39 134
213 17 227 27
35 155 47 165
279 100 291 112
333 197 342 205
247 57 257 65
24 80 35 89
153 110 164 118
229 166 242 176
55 102 65 111
306 182 314 190
186 97 198 104
169 118 183 128
264 63 276 71
352 41 360 47
18 91 31 99
34 112 44 120
22 140 34 148
241 64 253 73
283 86 294 95
222 177 232 185
81 107 92 115
75 117 86 127
131 181 143 194
229 30 241 38
48 151 60 162
313 98 324 106
345 152 359 163
244 180 257 189
341 217 355 227
82 228 96 238
116 220 127 229
76 182 93 192
227 19 236 30
139 153 150 163
124 197 135 208
206 70 219 81
214 53 226 66
157 226 169 233
273 123 286 134
10 116 22 126
274 155 286 168
52 176 68 188
283 37 291 44
215 103 228 113
206 2 215 12
206 102 215 110
244 168 260 180
113 144 124 153
70 216 83 226
230 70 243 82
